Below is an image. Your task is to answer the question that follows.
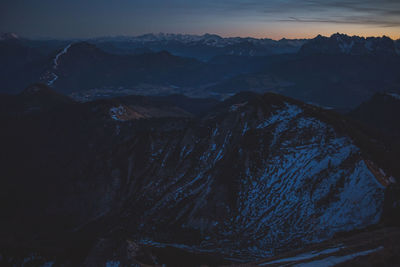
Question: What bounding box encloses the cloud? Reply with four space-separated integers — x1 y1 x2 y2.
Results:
279 16 400 28
213 0 400 28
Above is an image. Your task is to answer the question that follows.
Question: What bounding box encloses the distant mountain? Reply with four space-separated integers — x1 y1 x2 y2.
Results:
0 36 51 93
1 90 397 266
38 42 242 94
210 43 400 108
0 41 259 94
1 33 399 110
0 32 19 41
0 36 43 77
0 83 74 115
300 33 398 56
90 33 307 60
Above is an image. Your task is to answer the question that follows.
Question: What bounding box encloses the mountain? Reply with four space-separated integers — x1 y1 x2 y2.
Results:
0 41 267 95
38 42 224 93
0 36 46 89
396 39 400 54
210 45 400 109
90 33 307 60
0 39 276 97
300 33 397 56
1 33 399 108
347 93 400 227
0 32 19 41
1 89 397 266
349 92 400 143
0 83 74 114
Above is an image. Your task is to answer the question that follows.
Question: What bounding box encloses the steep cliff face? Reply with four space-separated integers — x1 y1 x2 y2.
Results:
0 90 389 265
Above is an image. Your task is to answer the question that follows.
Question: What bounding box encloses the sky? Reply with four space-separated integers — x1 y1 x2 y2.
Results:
1 0 400 40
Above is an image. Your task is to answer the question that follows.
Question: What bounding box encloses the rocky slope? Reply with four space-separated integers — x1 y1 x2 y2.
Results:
0 87 396 266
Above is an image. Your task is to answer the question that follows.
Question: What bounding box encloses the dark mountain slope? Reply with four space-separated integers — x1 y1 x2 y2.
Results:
1 89 396 266
1 41 256 95
0 83 74 115
0 38 49 92
33 42 266 95
347 93 400 190
349 92 400 141
211 52 400 109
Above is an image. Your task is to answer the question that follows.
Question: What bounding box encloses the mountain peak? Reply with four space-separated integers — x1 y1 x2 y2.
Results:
0 32 19 41
20 83 73 103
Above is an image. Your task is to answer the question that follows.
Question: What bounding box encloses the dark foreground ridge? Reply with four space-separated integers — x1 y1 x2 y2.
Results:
1 84 399 266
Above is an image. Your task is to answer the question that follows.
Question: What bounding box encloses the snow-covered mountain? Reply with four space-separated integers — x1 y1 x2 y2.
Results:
90 33 307 60
0 32 19 41
300 33 398 56
92 33 304 47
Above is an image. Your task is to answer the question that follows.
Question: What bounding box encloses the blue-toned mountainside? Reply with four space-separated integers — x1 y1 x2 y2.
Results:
1 84 398 266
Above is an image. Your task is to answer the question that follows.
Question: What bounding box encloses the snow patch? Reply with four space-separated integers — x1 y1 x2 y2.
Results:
257 102 302 129
109 106 127 121
234 115 384 258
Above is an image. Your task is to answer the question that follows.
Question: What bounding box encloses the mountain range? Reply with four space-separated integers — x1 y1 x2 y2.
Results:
90 33 308 60
1 32 399 109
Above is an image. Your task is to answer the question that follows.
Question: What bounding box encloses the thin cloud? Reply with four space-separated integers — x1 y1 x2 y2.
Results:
280 16 400 28
216 0 400 28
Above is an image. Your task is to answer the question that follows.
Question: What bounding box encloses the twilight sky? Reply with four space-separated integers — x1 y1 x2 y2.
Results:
1 0 400 40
